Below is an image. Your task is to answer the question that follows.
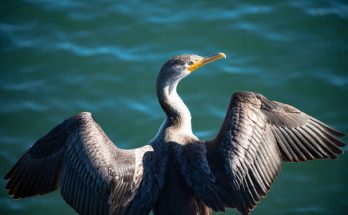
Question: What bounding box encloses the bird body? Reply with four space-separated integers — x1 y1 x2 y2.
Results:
4 53 345 215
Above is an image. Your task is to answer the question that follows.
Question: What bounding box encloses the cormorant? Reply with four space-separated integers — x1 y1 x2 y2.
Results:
4 53 345 215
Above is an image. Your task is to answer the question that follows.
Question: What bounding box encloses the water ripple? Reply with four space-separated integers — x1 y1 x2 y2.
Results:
25 0 85 10
229 22 291 42
55 42 162 61
314 71 348 88
0 80 45 91
291 206 331 214
203 5 273 21
8 35 161 61
56 42 131 59
0 23 34 33
222 65 261 75
0 100 48 113
307 6 348 18
290 0 348 19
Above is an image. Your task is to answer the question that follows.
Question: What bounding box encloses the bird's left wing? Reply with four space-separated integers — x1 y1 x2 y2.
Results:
202 92 345 215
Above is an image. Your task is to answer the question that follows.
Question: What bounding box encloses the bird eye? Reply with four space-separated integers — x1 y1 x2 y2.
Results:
188 61 193 66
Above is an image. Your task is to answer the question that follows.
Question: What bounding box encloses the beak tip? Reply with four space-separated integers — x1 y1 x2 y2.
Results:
219 52 226 59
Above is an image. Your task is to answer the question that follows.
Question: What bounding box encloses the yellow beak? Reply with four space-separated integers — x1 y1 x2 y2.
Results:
188 52 226 72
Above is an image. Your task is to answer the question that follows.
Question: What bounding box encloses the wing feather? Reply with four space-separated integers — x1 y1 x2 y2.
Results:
4 112 154 215
203 92 345 215
174 142 226 211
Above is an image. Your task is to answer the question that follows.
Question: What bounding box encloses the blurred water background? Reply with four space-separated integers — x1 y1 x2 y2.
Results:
1 0 348 214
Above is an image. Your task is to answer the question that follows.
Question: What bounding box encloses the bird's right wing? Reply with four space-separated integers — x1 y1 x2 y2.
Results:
4 112 155 215
205 92 345 215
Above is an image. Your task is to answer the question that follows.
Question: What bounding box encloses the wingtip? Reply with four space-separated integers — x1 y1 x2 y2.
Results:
4 181 11 190
310 117 346 137
4 174 9 181
4 169 15 181
335 130 346 138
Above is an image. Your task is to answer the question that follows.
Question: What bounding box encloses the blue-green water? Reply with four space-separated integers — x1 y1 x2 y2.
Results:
1 0 348 214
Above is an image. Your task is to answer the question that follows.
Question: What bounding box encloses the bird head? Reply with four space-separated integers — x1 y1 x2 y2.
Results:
158 52 226 85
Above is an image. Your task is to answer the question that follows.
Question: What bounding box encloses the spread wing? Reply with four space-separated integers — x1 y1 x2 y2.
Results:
203 92 345 215
4 112 154 215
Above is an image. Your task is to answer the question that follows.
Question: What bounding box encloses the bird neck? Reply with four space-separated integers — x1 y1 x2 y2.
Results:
157 78 192 131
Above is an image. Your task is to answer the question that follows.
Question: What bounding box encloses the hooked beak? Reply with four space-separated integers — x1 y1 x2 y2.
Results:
188 52 226 72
